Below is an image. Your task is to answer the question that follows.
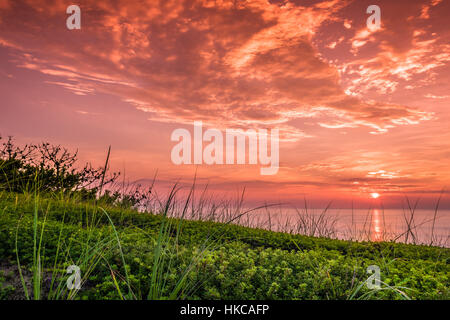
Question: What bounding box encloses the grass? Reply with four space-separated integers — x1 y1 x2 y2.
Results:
0 188 448 300
1 139 448 300
2 137 445 300
4 187 213 300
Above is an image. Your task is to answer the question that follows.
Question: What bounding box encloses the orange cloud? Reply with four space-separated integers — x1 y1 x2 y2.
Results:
0 0 449 206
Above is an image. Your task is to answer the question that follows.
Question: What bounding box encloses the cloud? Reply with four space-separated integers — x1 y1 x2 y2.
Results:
425 94 450 99
0 0 438 141
331 0 450 99
1 0 449 203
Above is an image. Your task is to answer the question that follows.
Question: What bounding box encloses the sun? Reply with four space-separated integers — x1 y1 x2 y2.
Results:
370 192 380 199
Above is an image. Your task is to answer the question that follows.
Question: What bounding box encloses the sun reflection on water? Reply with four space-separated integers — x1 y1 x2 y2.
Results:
372 209 382 241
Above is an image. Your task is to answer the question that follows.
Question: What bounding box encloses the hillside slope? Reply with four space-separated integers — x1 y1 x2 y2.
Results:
0 192 448 300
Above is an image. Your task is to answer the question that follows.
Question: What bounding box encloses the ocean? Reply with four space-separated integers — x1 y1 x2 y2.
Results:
237 208 450 247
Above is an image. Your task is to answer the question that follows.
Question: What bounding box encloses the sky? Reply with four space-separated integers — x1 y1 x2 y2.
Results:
0 0 449 208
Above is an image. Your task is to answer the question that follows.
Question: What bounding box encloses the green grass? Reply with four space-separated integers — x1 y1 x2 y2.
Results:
0 191 448 300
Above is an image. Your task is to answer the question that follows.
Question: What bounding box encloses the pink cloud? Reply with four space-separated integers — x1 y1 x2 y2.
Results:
0 0 449 205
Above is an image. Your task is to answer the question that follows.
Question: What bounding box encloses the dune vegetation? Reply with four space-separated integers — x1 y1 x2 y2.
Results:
0 136 448 300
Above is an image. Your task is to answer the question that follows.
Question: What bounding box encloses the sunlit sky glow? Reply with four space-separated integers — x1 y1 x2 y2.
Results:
1 0 449 208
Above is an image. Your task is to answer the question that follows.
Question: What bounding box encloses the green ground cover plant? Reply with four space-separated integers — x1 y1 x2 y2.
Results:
0 191 448 300
0 136 448 300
